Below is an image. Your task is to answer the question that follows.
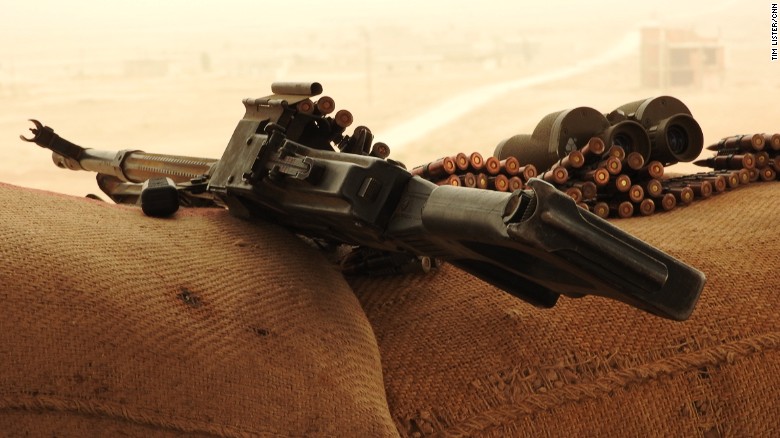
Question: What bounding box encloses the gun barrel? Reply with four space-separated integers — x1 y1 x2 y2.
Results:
23 119 217 184
114 152 218 183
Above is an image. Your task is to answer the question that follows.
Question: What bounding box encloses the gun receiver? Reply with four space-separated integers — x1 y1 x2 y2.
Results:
21 82 705 321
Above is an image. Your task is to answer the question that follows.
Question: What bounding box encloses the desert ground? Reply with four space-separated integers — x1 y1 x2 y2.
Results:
1 0 777 198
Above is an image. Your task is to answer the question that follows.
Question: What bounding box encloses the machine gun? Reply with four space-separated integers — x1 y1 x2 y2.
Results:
21 81 705 321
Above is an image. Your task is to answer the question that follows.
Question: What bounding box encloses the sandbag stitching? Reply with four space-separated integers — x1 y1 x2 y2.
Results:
438 330 780 437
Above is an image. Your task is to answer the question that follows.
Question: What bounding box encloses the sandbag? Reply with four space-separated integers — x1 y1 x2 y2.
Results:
0 183 398 437
2 180 778 437
350 182 780 437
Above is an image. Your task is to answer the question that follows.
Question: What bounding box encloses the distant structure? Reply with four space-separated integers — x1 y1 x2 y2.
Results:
640 26 725 88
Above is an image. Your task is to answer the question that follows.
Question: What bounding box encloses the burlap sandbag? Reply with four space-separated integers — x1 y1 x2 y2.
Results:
2 180 779 436
0 183 397 437
350 182 780 437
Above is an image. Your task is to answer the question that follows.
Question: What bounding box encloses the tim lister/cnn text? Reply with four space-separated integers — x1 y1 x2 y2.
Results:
773 3 778 60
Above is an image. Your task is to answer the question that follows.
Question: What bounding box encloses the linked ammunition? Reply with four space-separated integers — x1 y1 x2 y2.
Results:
580 137 607 158
601 184 643 203
476 173 489 189
627 184 645 203
554 150 586 170
643 179 663 198
459 172 477 188
614 174 632 193
436 175 460 186
315 96 336 115
334 109 354 128
737 168 751 185
610 201 634 218
765 133 780 151
598 156 623 176
687 180 713 198
582 167 610 187
660 193 677 211
638 198 656 216
576 202 590 211
370 142 391 159
713 147 754 156
748 168 760 182
698 174 727 193
723 171 741 188
410 164 426 178
754 151 770 169
489 174 510 191
623 152 645 172
590 201 610 219
693 153 755 170
453 153 470 171
469 152 485 172
706 134 764 152
485 156 501 175
606 145 626 161
565 187 583 202
637 161 665 180
296 99 315 114
540 167 568 185
411 156 457 180
760 166 777 181
415 99 773 221
500 157 521 175
664 186 695 205
508 176 524 191
518 164 538 181
570 181 598 200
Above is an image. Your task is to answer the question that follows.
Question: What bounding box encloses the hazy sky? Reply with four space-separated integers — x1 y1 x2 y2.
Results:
1 0 752 72
2 0 775 197
1 0 744 39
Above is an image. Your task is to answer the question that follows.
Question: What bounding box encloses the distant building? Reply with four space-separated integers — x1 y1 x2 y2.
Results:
640 26 724 88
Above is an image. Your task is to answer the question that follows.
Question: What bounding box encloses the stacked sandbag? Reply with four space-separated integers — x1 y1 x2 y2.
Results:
349 182 780 437
0 183 397 437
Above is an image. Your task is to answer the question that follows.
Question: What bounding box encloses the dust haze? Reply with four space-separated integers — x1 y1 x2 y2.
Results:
1 0 776 197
